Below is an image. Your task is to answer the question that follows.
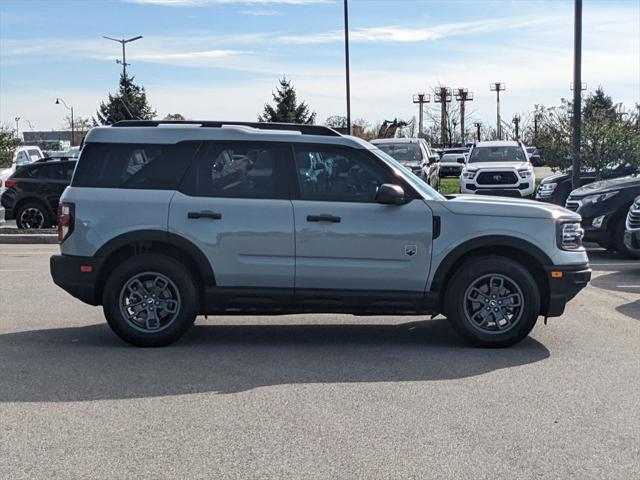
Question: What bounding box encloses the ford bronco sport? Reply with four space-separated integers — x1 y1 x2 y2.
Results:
50 121 591 348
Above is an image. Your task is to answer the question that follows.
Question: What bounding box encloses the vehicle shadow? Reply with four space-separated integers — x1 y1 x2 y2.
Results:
0 319 549 403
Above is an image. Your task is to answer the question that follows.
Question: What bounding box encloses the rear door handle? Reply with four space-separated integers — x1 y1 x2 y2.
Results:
188 210 222 220
307 214 341 223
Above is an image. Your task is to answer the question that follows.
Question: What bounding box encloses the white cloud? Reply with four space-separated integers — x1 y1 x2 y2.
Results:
238 9 279 16
125 0 331 5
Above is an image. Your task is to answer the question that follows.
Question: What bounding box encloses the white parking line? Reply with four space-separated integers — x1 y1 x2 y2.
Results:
0 269 40 272
616 285 640 288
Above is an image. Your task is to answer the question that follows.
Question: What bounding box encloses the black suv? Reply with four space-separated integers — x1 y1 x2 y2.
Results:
1 159 76 228
565 174 640 257
537 164 638 206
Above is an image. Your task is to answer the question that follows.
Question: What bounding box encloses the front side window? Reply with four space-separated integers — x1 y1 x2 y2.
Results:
180 142 287 199
469 146 527 163
72 142 199 189
294 146 389 202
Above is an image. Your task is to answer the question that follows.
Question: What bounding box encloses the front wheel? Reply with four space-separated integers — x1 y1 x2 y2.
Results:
102 253 199 347
444 255 541 347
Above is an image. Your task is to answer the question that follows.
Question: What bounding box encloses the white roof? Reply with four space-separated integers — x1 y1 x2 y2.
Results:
474 140 521 147
370 138 423 145
85 124 374 149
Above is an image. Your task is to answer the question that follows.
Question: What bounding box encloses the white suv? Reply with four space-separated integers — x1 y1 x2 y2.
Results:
460 141 535 198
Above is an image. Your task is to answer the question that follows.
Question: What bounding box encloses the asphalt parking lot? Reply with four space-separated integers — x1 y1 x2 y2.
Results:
0 244 638 479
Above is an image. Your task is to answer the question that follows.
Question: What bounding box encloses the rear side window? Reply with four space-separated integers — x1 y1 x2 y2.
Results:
72 143 199 189
179 142 289 199
42 162 76 181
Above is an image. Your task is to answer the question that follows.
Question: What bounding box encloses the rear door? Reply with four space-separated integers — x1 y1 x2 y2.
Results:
169 141 295 291
291 144 433 294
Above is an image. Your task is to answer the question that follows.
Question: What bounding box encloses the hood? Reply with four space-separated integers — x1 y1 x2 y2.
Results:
464 161 530 170
572 174 640 196
443 194 580 220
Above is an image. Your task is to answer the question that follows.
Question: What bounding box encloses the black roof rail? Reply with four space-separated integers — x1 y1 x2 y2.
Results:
111 120 342 137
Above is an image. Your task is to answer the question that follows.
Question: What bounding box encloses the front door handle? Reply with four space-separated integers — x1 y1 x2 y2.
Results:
307 214 341 223
188 210 222 220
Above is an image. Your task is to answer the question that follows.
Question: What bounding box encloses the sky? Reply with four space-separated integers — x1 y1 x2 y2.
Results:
1 0 639 134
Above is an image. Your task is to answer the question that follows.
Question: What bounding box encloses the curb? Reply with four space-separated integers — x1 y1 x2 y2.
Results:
0 234 58 244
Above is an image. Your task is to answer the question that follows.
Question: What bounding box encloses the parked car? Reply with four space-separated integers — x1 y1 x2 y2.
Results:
1 159 76 229
370 138 440 190
50 120 590 348
439 152 466 178
565 174 640 257
0 145 45 196
624 195 640 258
460 141 535 198
537 164 637 206
526 147 543 166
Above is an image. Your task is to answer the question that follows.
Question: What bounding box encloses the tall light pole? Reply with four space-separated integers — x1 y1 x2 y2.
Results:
490 82 506 139
571 0 583 190
413 93 431 138
103 35 143 77
455 88 473 145
474 122 482 141
343 0 352 135
56 98 74 146
434 87 452 147
14 117 20 139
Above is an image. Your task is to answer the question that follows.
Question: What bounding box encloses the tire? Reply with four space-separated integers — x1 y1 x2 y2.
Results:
611 215 636 258
16 201 51 229
102 253 199 347
444 255 541 348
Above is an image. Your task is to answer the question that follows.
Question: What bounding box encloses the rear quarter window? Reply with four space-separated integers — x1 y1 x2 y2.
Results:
72 142 200 189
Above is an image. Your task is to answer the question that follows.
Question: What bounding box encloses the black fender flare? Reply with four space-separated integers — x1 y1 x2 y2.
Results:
430 235 552 292
94 229 215 286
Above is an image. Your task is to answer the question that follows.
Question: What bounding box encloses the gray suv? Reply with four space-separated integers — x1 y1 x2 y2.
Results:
50 121 591 348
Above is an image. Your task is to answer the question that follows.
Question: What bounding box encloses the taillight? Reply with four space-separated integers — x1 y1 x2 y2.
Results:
58 202 75 243
4 179 17 189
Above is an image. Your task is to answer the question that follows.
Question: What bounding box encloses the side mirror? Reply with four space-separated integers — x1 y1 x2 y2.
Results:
376 184 405 205
456 157 466 164
429 154 439 163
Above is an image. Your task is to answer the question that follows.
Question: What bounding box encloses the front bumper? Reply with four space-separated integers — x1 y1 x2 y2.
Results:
544 263 591 317
624 229 640 254
50 254 104 305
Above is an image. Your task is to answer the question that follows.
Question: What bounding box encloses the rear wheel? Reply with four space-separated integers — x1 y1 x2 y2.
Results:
102 253 198 347
444 255 541 347
16 201 51 229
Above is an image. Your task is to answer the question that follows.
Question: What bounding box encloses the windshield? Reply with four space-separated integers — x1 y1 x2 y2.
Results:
376 143 424 164
469 146 527 163
370 147 445 202
441 154 463 162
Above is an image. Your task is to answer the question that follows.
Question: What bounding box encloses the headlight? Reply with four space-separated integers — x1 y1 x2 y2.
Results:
518 168 533 179
462 170 476 180
539 182 557 192
581 191 619 205
557 221 584 250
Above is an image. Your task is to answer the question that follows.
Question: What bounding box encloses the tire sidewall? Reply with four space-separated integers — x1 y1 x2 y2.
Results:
103 254 198 347
16 202 51 229
444 256 541 347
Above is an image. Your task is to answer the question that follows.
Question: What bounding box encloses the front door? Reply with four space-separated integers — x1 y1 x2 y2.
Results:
291 144 433 294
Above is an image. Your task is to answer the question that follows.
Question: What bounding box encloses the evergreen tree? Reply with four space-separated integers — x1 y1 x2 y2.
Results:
258 77 315 124
95 73 156 125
